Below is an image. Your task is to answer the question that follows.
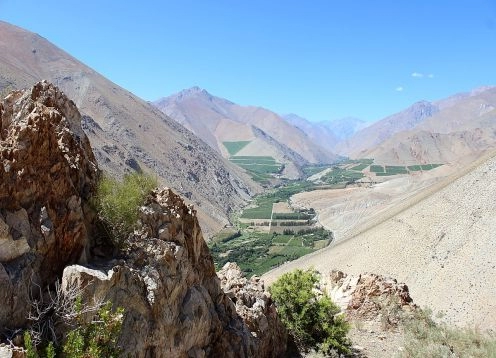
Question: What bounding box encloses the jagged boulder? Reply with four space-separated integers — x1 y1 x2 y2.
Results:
324 270 418 326
62 189 287 357
217 262 287 356
0 81 98 329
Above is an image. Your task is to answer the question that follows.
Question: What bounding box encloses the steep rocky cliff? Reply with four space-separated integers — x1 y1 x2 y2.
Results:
0 82 286 357
0 80 98 328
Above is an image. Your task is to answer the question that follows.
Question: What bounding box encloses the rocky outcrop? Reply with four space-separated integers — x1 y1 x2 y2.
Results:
62 189 287 357
217 263 287 356
0 81 98 328
324 270 418 326
0 82 286 356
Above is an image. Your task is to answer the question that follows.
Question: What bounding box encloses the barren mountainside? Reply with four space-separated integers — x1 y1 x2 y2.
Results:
0 20 259 237
154 87 338 178
337 87 496 165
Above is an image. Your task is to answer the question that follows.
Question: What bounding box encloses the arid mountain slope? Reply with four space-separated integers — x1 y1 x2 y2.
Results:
365 88 496 164
154 88 338 177
0 21 258 236
264 150 496 330
336 100 439 157
337 87 496 165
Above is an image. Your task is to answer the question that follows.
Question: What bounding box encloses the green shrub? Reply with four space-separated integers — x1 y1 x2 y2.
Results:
24 331 38 358
95 172 157 247
45 342 55 358
401 308 496 357
269 269 351 355
63 301 124 358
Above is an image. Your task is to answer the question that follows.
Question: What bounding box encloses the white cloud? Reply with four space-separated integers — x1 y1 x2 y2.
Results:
411 72 435 79
395 86 404 92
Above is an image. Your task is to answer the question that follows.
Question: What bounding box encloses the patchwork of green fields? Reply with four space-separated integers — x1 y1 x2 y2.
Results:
228 155 283 183
209 228 332 276
302 165 333 176
216 157 445 276
223 141 251 156
372 164 442 175
240 181 315 220
320 167 364 185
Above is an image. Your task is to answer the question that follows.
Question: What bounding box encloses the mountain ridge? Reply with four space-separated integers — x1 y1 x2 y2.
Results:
0 20 258 237
154 87 339 179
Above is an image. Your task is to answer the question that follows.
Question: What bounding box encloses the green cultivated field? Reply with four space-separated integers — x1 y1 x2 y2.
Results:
240 202 273 219
372 163 442 176
408 164 443 171
209 228 332 276
223 141 251 156
370 165 385 173
228 156 283 183
320 167 364 185
302 165 332 176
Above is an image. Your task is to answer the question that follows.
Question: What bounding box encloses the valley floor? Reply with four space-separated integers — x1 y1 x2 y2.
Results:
263 152 496 331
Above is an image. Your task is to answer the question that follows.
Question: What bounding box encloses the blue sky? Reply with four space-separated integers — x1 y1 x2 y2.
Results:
1 0 495 122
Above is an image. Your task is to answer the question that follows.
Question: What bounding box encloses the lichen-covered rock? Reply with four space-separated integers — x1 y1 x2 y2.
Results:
62 189 287 357
0 81 98 328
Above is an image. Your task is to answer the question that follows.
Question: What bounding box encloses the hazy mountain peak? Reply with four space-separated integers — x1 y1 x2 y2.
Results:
470 85 496 96
405 100 438 121
176 86 210 99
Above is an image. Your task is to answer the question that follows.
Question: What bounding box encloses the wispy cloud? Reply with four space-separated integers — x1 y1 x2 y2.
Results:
411 72 434 78
395 86 404 92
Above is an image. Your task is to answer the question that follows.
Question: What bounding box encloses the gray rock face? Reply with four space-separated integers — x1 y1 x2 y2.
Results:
62 189 287 357
0 81 98 328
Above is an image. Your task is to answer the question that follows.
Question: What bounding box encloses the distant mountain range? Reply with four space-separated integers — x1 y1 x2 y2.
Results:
155 83 496 171
2 19 495 236
154 88 339 179
337 88 496 164
283 114 366 152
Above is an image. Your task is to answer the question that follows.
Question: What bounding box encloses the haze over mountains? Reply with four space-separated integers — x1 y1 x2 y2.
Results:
0 21 259 236
154 87 338 178
283 113 366 152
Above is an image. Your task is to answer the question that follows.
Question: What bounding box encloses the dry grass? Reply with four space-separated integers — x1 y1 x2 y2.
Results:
398 309 496 358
